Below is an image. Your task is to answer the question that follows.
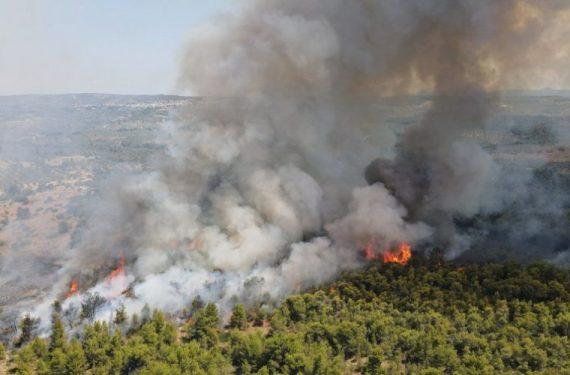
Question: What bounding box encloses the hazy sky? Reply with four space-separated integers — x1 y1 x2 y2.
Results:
0 0 231 95
1 1 568 95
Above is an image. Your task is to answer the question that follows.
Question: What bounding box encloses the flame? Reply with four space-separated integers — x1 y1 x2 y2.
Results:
106 256 125 283
65 256 127 300
382 243 412 265
363 240 412 265
104 256 128 298
66 279 78 298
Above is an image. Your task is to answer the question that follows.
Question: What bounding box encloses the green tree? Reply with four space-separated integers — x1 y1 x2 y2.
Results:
130 313 141 332
80 293 107 322
253 306 269 327
30 337 48 360
82 322 112 369
141 304 152 324
334 321 368 359
49 348 67 374
65 339 87 374
363 348 385 374
109 329 125 373
229 331 265 373
7 260 570 374
16 314 39 347
13 346 36 375
186 303 220 347
35 359 50 375
190 296 205 315
50 313 66 352
229 304 247 330
122 341 151 374
114 304 127 326
284 295 306 323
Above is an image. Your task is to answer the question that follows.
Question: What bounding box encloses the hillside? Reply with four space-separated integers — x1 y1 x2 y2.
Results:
4 257 569 374
1 93 568 323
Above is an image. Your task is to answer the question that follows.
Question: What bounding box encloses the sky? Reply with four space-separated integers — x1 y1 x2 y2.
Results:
0 0 231 95
0 1 568 96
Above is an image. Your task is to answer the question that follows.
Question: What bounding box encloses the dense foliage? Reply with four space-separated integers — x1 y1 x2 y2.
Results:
4 258 569 374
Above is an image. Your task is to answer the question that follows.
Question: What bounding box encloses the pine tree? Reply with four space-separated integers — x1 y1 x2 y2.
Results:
80 293 106 322
109 329 125 373
14 345 35 374
49 348 67 374
16 314 39 347
65 339 87 374
187 303 220 347
363 349 384 374
130 313 140 333
190 295 205 315
229 304 247 330
52 300 62 314
141 304 152 324
49 314 66 352
253 306 269 327
114 304 127 326
30 337 48 360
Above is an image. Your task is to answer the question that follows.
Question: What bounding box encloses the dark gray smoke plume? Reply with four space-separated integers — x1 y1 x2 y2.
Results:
8 0 569 326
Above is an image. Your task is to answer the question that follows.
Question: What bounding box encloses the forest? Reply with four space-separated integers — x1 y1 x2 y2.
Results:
3 253 569 374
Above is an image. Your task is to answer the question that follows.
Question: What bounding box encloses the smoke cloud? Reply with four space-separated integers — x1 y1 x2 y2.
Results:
2 0 569 330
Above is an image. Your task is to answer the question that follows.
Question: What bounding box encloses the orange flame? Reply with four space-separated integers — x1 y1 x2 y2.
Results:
106 256 125 283
66 279 78 298
363 240 412 265
382 243 412 265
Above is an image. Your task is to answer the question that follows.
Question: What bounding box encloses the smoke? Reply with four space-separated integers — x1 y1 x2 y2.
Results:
3 0 569 330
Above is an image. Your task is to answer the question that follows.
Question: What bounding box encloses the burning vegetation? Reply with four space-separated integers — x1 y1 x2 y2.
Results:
65 280 78 299
363 240 413 265
64 256 128 301
382 243 412 265
1 0 568 351
8 260 570 374
106 256 125 285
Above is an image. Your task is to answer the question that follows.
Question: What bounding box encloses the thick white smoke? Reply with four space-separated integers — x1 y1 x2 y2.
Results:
15 0 570 327
41 105 430 322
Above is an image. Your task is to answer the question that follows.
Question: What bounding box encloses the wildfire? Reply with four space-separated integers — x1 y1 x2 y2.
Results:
103 255 128 298
66 279 78 298
382 243 412 265
363 240 412 265
64 256 127 300
106 256 125 283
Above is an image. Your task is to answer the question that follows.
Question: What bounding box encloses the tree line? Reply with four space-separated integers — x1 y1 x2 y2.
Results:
3 255 569 374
